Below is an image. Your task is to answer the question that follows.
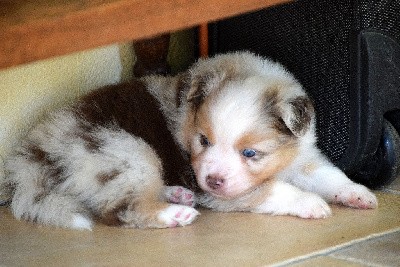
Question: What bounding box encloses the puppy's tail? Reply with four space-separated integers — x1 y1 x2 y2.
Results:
11 189 93 230
5 153 92 230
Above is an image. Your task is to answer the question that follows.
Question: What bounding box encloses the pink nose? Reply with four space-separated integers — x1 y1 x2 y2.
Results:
206 175 225 190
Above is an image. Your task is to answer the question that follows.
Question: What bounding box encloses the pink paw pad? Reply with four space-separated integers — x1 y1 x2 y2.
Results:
174 209 183 218
164 186 196 207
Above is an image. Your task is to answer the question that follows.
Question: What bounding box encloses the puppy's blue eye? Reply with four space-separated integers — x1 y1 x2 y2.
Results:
242 148 257 158
200 135 211 147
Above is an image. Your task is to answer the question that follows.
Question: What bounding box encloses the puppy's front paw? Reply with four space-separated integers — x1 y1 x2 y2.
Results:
333 183 378 209
163 186 196 207
255 184 332 219
294 193 332 219
157 204 200 228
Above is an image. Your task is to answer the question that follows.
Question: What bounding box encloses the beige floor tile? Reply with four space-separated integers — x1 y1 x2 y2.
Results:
330 231 400 267
1 192 399 266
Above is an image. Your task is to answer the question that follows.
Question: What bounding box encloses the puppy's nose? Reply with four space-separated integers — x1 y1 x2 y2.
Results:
206 175 225 190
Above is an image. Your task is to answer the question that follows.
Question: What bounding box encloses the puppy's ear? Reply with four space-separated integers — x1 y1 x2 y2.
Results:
268 92 314 137
186 72 212 109
186 70 227 110
281 96 314 137
175 72 191 108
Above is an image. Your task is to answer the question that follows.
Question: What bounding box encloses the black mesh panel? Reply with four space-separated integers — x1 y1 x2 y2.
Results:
210 0 354 165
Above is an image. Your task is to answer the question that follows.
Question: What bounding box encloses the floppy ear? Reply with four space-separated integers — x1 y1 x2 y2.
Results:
184 70 227 110
186 71 213 109
280 96 314 137
267 92 314 137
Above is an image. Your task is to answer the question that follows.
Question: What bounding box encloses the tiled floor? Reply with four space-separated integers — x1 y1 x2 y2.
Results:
289 179 400 267
288 229 400 266
1 180 399 266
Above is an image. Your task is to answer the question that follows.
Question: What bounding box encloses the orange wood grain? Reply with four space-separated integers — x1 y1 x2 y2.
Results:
0 0 289 69
199 24 209 58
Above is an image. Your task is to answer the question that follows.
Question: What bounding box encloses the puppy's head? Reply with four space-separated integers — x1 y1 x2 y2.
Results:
178 52 315 199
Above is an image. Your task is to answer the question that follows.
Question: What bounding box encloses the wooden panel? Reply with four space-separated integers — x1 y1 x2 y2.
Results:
0 0 289 69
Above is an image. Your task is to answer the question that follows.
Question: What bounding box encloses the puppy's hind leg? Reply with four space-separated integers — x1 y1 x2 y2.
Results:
101 178 199 229
94 139 199 229
7 154 93 230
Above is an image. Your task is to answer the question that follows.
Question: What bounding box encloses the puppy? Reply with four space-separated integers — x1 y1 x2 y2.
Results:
3 52 377 230
178 52 377 217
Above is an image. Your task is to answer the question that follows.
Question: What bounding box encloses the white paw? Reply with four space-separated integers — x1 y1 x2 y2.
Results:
333 183 378 209
71 214 93 231
294 193 332 219
254 182 332 219
163 186 196 207
157 204 200 228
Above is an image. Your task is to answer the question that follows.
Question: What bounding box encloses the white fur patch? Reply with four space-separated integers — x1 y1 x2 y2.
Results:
254 182 332 219
333 183 378 209
71 214 93 231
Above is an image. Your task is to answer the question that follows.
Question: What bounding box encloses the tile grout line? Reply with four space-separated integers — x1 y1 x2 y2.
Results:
381 188 400 195
328 253 389 267
270 227 400 267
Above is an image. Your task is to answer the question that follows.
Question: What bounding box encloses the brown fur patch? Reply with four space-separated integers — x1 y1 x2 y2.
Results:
187 71 215 111
274 118 293 136
96 169 122 185
103 192 171 228
134 198 170 228
249 145 298 188
187 67 234 111
264 90 314 137
94 188 137 226
234 131 276 151
25 144 66 188
33 190 48 204
99 201 130 226
26 143 47 162
288 96 314 136
74 80 191 188
74 122 103 152
264 90 293 136
81 133 102 151
175 73 190 108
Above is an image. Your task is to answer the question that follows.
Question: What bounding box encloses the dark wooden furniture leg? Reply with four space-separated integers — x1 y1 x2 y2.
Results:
133 34 171 77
